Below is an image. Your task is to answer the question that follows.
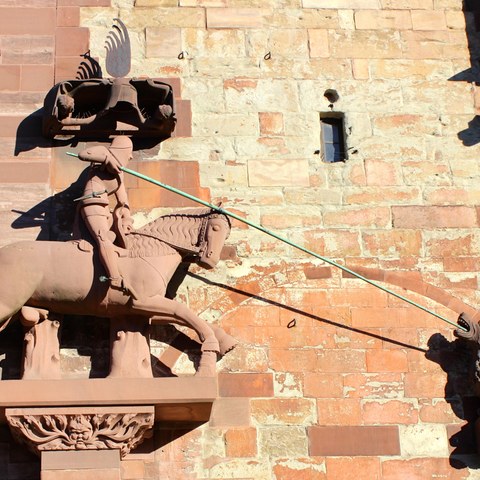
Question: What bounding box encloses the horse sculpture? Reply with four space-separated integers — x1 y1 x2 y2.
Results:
0 207 235 376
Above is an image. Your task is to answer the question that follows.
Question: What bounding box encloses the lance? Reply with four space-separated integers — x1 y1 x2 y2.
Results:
65 152 466 332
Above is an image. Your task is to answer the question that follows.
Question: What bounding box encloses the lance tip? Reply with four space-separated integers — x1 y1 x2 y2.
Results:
66 152 79 157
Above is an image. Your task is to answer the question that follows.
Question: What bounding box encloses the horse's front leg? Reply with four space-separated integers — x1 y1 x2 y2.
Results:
130 297 219 376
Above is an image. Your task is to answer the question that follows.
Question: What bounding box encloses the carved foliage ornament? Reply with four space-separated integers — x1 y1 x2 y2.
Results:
7 411 154 458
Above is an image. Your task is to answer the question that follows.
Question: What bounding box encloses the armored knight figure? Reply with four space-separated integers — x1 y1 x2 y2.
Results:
76 136 136 296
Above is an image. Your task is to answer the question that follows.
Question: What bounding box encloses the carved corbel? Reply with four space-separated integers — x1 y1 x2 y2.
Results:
6 406 154 458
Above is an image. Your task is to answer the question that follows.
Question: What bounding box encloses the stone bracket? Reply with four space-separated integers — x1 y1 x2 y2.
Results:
6 406 154 458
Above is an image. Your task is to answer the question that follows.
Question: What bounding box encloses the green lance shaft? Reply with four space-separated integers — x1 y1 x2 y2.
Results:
65 152 465 331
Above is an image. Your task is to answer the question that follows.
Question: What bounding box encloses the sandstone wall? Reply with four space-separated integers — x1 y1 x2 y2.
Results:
1 0 480 479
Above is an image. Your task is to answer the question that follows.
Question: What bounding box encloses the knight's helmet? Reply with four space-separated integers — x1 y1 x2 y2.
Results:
103 19 144 123
109 135 133 167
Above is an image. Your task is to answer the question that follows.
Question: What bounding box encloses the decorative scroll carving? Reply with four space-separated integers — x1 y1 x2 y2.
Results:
109 317 152 378
7 407 154 458
20 307 61 380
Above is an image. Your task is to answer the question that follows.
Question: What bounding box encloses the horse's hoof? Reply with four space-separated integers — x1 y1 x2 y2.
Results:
218 336 238 356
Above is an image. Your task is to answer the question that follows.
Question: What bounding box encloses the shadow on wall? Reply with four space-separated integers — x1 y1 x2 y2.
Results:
451 1 480 146
426 334 480 469
10 168 90 242
190 273 480 469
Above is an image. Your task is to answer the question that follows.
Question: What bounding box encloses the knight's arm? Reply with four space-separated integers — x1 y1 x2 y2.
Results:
114 180 129 206
78 146 122 173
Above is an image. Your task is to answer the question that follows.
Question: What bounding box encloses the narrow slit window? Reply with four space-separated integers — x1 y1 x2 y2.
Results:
320 114 346 163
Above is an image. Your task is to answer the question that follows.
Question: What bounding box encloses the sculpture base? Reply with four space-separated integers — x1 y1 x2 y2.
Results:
0 377 217 423
1 377 216 474
41 450 121 480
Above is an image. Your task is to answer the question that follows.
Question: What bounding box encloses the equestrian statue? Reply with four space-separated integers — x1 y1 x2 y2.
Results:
0 137 236 378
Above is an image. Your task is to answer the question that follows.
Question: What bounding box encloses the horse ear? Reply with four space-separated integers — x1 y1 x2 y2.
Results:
216 202 223 209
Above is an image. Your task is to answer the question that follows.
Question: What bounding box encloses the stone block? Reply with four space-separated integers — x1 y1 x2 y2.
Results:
248 159 309 187
54 56 82 82
309 426 401 456
193 113 258 136
120 460 146 479
0 161 50 183
1 35 54 65
326 457 381 480
219 373 274 397
42 450 120 470
225 428 257 457
206 8 269 28
303 0 380 7
364 158 402 186
445 10 465 29
208 458 270 479
328 30 402 59
251 398 317 425
272 458 326 479
146 27 182 58
411 9 447 30
0 114 40 137
259 426 308 457
366 350 409 373
382 0 432 7
323 206 390 228
136 0 178 5
363 400 419 425
401 30 456 59
304 372 343 398
381 458 467 479
41 469 120 480
0 7 55 35
362 230 422 257
0 65 21 91
20 65 54 92
55 27 89 56
209 398 251 427
308 29 329 58
355 9 412 29
343 373 404 399
316 398 363 425
399 424 449 456
352 59 369 79
56 6 80 26
369 58 452 79
247 28 309 59
392 206 478 228
404 372 448 398
259 112 284 135
57 0 110 4
181 0 225 5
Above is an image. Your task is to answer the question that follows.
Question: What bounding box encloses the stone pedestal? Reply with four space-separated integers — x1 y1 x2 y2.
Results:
1 378 216 477
41 450 121 480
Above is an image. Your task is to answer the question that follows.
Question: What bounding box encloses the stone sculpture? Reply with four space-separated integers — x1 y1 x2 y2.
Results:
0 206 236 377
456 313 480 382
7 407 154 458
74 136 135 296
42 19 176 139
456 313 480 344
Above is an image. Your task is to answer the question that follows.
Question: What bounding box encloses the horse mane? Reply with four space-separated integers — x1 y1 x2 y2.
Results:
126 207 220 258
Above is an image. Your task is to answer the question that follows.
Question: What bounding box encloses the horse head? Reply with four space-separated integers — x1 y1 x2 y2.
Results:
197 210 231 270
